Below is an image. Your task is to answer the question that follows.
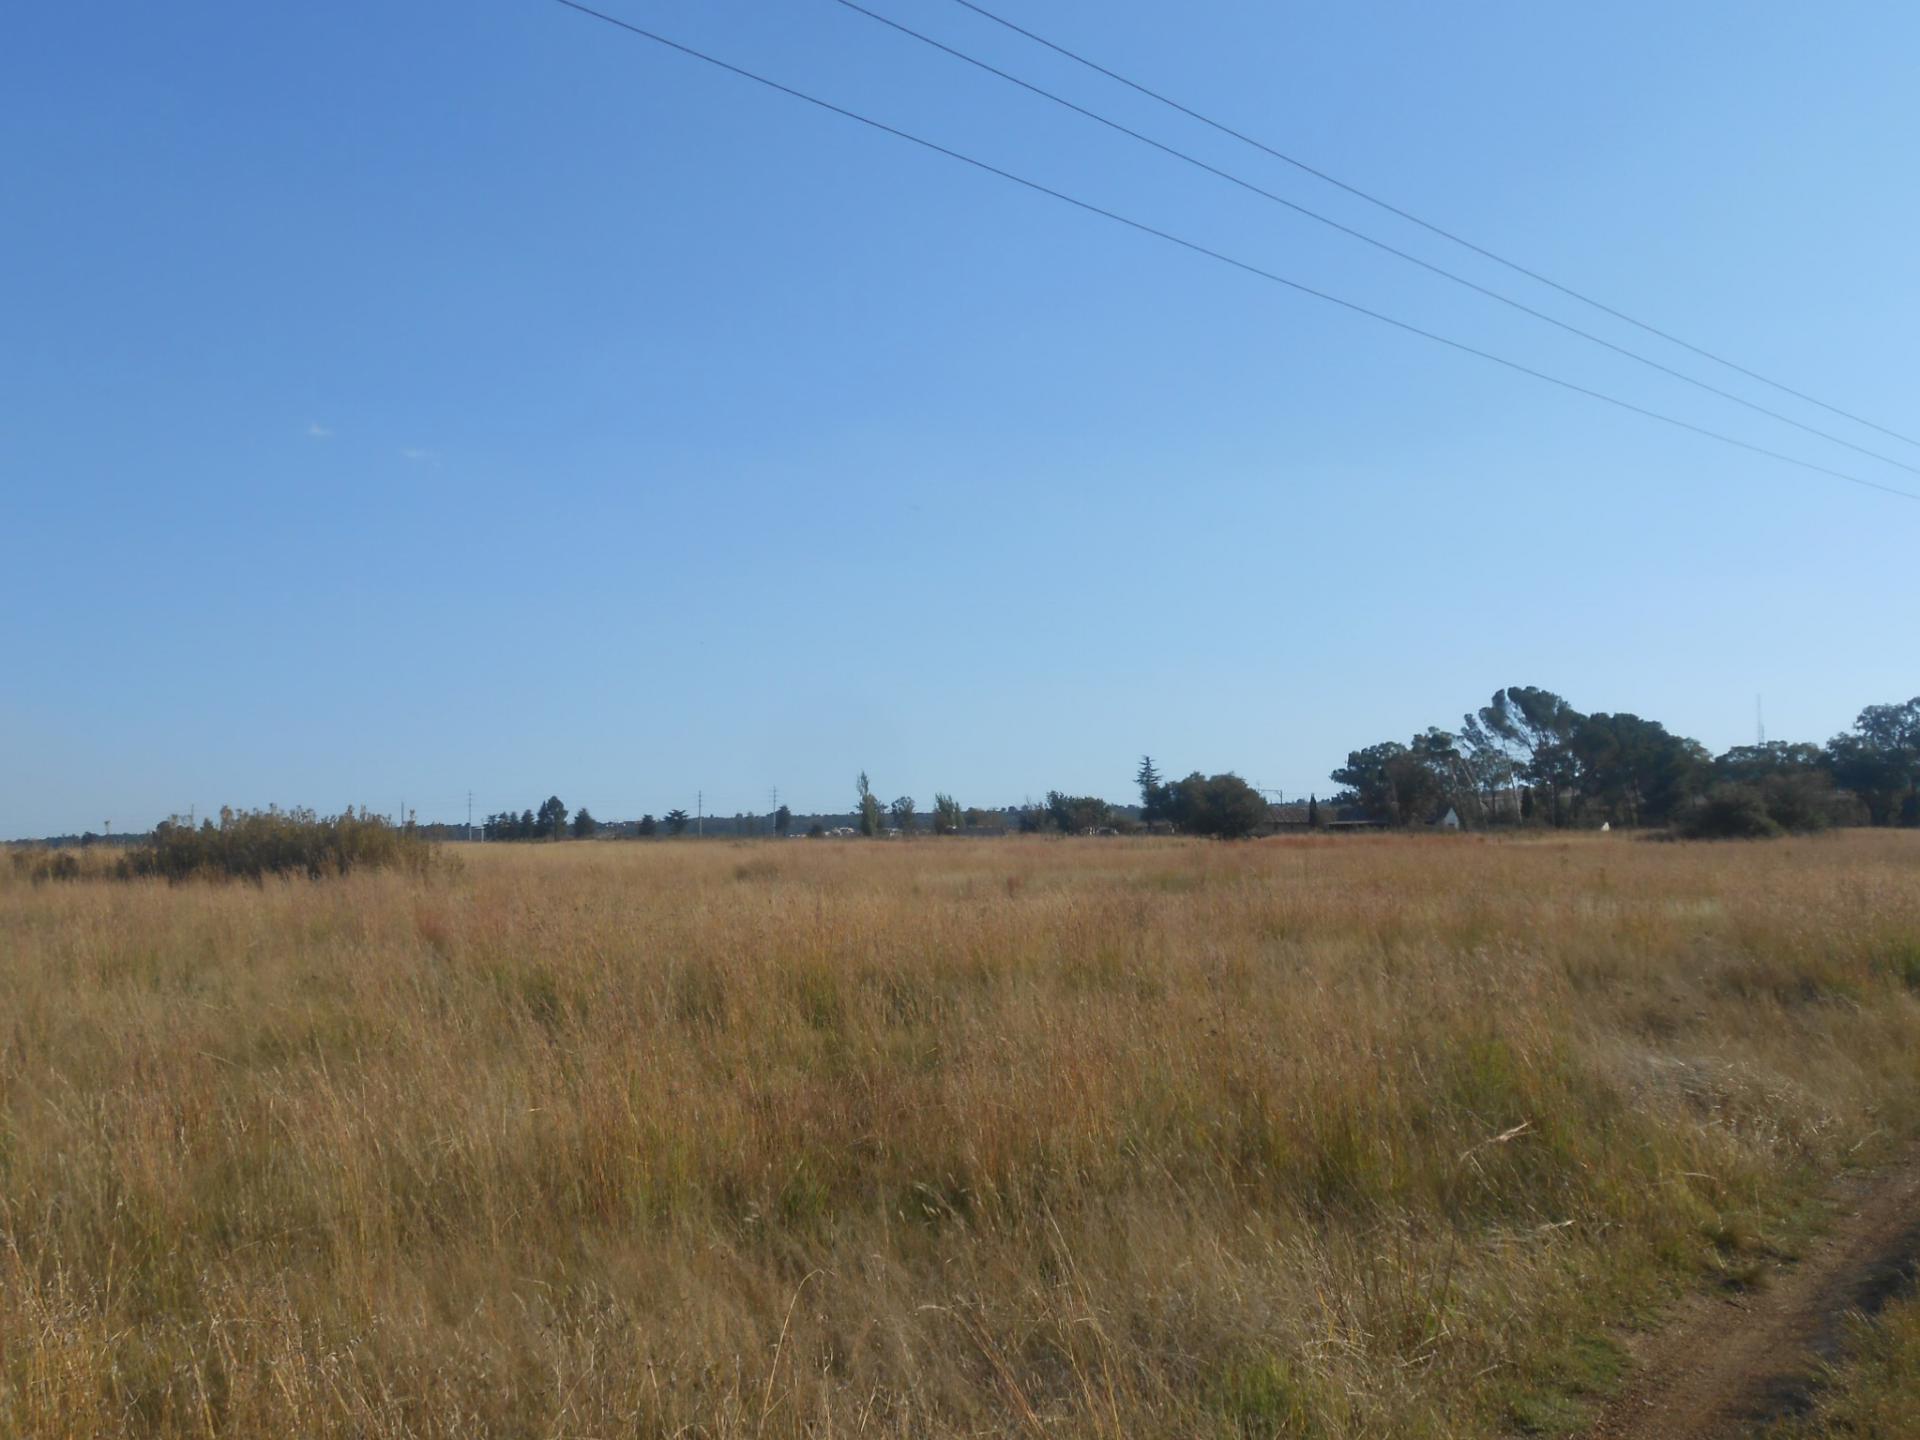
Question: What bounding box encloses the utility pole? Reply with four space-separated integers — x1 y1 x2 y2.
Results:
1756 694 1766 746
697 789 703 838
467 789 474 839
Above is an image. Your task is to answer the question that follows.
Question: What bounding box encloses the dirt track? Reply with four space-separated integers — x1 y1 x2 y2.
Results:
1583 1151 1920 1440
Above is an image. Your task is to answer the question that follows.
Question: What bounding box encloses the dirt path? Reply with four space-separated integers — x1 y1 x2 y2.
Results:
1583 1151 1920 1440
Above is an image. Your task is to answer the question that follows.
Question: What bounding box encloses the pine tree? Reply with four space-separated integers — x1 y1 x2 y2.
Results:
1137 755 1167 821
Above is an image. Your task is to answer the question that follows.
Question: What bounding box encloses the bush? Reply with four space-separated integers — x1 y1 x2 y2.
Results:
1754 772 1848 833
9 849 83 883
118 807 433 882
1673 785 1782 840
1675 773 1857 840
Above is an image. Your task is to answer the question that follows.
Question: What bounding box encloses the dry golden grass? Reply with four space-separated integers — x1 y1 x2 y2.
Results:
2 832 1917 1437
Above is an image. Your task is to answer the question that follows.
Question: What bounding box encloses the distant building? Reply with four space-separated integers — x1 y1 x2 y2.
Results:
1265 803 1316 833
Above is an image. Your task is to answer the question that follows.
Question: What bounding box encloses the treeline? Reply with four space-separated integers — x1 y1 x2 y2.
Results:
482 800 741 840
86 688 1900 868
482 797 631 840
1328 687 1920 836
840 765 1271 840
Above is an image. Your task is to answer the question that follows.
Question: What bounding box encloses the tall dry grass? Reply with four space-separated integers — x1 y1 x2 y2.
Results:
1 833 1917 1437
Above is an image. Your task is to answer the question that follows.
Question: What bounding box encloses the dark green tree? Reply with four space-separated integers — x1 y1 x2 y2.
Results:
1164 772 1267 838
1569 713 1707 826
535 796 567 839
889 796 917 834
856 772 883 837
1046 791 1111 834
773 804 792 836
570 807 598 839
637 814 658 837
1135 756 1167 820
932 793 963 835
664 808 690 836
1714 741 1828 783
1331 743 1445 825
1827 698 1920 825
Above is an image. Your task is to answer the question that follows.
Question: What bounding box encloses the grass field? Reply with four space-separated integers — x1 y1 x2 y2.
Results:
3 832 1918 1437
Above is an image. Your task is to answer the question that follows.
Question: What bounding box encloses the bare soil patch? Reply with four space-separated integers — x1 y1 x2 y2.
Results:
1585 1151 1920 1440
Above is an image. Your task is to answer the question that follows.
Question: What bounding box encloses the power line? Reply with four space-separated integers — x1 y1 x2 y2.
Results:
830 0 1920 482
940 0 1920 453
545 1 1919 505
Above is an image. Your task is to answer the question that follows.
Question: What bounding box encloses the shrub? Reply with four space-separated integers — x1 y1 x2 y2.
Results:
1675 773 1857 840
8 848 83 883
1753 771 1847 833
1672 785 1782 840
117 807 433 882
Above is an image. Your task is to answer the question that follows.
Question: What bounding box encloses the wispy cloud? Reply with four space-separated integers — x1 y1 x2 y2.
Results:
306 422 334 440
399 447 441 466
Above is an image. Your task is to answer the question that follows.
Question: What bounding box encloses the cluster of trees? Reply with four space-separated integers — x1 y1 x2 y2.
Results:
1329 687 1920 835
849 778 1095 837
478 799 830 840
1825 699 1920 825
481 797 601 841
836 762 1269 840
459 766 1265 847
851 775 979 836
1134 758 1270 839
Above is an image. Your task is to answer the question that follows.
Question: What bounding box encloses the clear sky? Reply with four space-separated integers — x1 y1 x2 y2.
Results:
4 1 1916 836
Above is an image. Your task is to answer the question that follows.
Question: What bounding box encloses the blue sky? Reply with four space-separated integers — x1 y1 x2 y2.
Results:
4 1 1916 836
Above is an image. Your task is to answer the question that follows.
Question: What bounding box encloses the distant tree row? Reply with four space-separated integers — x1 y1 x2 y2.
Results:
1328 687 1920 835
442 687 1920 849
482 797 585 841
833 762 1269 840
478 800 704 840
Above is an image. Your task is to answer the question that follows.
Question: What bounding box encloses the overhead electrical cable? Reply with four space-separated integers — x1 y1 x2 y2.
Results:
941 0 1920 452
830 0 1920 480
545 0 1919 505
